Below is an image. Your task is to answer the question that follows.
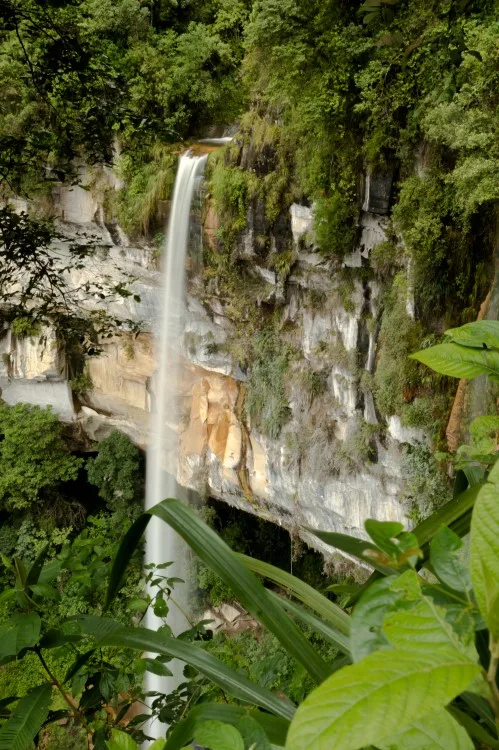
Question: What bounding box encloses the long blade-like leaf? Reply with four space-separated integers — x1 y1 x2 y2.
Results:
149 500 331 683
267 591 350 655
0 683 52 750
448 706 499 749
87 622 295 720
238 554 350 635
164 704 289 750
305 529 394 575
105 513 150 611
414 484 482 548
26 545 49 587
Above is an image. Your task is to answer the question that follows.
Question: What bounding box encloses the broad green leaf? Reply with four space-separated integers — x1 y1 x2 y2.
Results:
0 683 52 750
105 729 137 750
107 502 331 683
237 716 271 750
429 527 472 592
364 520 403 556
0 613 41 662
268 591 350 654
38 558 62 584
445 320 499 350
286 648 480 750
84 621 295 720
382 597 473 656
195 720 244 750
238 554 350 635
149 741 166 750
29 583 60 600
139 657 173 677
377 708 474 750
410 343 499 380
350 571 421 661
164 704 289 750
470 460 499 636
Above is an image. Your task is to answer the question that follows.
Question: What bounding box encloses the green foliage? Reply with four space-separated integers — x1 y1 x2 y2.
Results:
314 194 357 259
404 443 452 524
69 370 93 395
373 273 424 417
86 430 142 515
0 0 248 192
10 317 41 338
246 327 293 439
470 460 499 639
0 683 52 750
412 320 499 381
117 146 177 236
209 155 259 248
205 628 337 707
0 404 82 512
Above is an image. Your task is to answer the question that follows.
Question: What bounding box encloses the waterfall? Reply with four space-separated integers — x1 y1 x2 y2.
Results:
144 152 207 735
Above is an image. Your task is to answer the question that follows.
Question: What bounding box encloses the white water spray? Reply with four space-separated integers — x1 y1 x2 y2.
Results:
144 152 207 733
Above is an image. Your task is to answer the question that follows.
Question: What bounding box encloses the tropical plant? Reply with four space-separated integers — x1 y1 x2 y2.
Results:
2 324 498 750
411 320 499 382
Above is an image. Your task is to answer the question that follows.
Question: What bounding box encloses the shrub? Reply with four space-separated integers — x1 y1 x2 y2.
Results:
246 327 293 439
86 430 142 514
314 193 358 259
0 403 83 512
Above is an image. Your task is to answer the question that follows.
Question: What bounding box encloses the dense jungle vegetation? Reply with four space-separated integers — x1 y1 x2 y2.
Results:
1 0 499 748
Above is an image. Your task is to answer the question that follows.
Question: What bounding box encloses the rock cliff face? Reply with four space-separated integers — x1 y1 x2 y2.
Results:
0 164 423 552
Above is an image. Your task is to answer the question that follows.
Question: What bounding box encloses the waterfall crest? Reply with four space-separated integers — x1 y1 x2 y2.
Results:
144 152 207 727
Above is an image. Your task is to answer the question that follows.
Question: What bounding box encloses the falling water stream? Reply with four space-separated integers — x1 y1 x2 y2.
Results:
144 152 207 737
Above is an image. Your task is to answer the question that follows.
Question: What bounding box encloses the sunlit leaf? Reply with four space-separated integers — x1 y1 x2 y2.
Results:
470 460 499 637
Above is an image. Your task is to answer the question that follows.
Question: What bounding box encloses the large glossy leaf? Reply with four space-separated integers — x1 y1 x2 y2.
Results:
195 720 244 750
268 591 350 654
0 683 52 750
429 527 471 592
286 646 479 750
238 554 350 635
350 571 420 661
410 343 499 380
377 709 474 750
164 704 289 750
470 460 499 637
382 597 472 656
445 320 499 350
85 622 295 720
107 501 330 683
